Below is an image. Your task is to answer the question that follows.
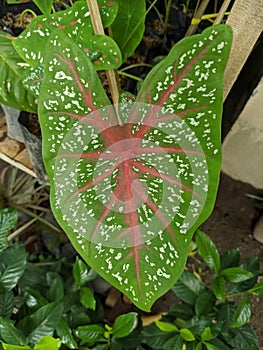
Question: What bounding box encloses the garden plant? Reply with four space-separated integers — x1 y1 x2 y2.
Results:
0 0 262 348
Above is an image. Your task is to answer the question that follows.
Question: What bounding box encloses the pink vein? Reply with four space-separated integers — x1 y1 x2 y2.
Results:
133 186 177 244
130 159 199 197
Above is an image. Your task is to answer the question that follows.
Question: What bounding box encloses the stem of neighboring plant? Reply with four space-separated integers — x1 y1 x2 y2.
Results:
7 217 38 242
213 0 232 25
19 9 37 26
86 0 122 126
118 71 143 82
120 63 153 71
164 0 172 32
184 0 210 37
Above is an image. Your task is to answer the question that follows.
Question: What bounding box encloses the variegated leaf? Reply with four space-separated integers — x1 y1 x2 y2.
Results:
13 0 119 69
39 25 232 311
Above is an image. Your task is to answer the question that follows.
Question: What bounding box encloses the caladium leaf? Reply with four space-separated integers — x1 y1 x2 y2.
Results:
13 0 119 69
38 25 232 311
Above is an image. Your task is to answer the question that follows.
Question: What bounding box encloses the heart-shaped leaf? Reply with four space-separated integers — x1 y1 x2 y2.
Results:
13 0 119 69
38 25 232 311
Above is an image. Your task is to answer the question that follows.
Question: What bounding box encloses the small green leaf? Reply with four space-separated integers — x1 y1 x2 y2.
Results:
49 276 64 301
80 287 96 310
0 208 18 252
204 342 220 350
169 303 194 320
180 328 195 341
56 318 78 349
164 334 183 350
0 342 30 350
249 280 263 295
194 342 203 350
218 302 236 333
172 271 205 306
0 317 27 346
195 290 216 316
34 336 61 350
0 291 14 318
155 320 178 332
231 295 251 328
141 324 173 349
201 327 213 341
0 243 27 292
220 268 254 283
24 289 48 309
196 231 220 272
73 257 88 287
220 249 240 270
112 313 138 338
212 275 226 301
32 0 53 15
75 324 105 345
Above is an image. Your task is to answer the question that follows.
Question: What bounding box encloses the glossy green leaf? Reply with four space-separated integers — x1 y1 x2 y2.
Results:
0 208 18 252
218 302 236 333
0 317 27 346
112 312 138 338
204 342 220 350
34 336 61 350
172 271 205 305
0 291 14 318
196 230 220 272
80 287 96 310
231 295 251 328
169 303 194 320
141 324 173 349
249 280 263 295
223 324 258 349
13 0 119 70
180 328 195 341
164 334 183 350
220 249 240 270
19 301 63 346
0 243 27 292
24 289 48 309
185 316 210 336
155 320 178 332
73 257 89 288
201 327 213 341
56 318 78 349
39 25 232 310
49 276 64 301
111 329 141 349
32 0 53 15
220 268 254 283
75 324 105 345
18 263 46 292
111 0 146 60
0 33 37 113
0 342 30 350
212 275 226 301
195 290 216 316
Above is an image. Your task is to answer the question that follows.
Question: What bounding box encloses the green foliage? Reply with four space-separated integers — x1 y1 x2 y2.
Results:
0 231 260 349
0 33 37 113
0 208 18 252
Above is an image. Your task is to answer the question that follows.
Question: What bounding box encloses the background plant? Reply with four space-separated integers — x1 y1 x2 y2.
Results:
0 230 261 349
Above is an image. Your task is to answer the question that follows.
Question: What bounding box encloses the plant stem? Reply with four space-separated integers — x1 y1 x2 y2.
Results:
164 0 172 32
118 71 143 82
86 0 122 125
7 217 37 242
185 0 210 37
213 0 232 25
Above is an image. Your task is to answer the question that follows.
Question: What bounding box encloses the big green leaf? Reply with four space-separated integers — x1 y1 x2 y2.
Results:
111 0 146 60
38 25 232 311
34 336 61 350
172 271 205 305
0 243 27 292
220 268 254 283
0 33 37 113
56 318 78 349
13 0 120 71
74 324 105 345
0 208 18 252
18 302 63 346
